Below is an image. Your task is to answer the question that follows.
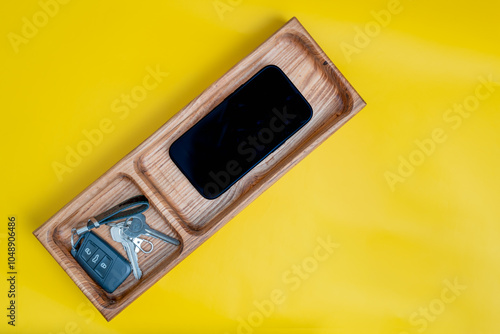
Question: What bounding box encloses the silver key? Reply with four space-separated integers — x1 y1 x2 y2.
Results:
110 221 148 253
110 226 142 280
123 214 180 246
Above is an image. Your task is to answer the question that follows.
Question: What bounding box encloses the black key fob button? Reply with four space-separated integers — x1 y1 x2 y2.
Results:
95 256 112 278
88 249 105 269
80 241 97 262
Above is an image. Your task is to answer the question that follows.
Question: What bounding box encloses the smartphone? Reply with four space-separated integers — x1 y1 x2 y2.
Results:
169 65 313 199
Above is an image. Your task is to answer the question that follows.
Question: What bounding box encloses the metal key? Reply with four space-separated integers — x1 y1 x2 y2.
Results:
110 226 142 280
110 221 152 254
123 214 180 246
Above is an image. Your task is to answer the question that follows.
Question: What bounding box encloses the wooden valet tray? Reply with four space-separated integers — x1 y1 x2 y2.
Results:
34 17 366 321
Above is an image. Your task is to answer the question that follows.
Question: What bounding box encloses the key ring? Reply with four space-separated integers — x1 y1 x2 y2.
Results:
133 238 154 254
70 228 84 251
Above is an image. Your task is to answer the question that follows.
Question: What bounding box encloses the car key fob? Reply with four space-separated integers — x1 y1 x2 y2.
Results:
71 231 131 293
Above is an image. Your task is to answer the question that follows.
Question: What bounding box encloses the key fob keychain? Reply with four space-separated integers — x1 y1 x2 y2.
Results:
70 195 150 293
71 231 131 293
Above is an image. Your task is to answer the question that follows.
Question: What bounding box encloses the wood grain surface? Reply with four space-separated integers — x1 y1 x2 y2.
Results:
33 17 366 321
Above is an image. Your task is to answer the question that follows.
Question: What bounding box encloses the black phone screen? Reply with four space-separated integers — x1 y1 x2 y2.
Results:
169 65 313 199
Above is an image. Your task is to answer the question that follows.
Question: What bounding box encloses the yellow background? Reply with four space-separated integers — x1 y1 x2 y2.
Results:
1 0 499 333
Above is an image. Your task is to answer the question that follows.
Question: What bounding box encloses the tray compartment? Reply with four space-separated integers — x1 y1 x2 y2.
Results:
48 175 182 308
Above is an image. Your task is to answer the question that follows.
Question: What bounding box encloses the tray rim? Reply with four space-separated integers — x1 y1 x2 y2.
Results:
33 17 366 321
